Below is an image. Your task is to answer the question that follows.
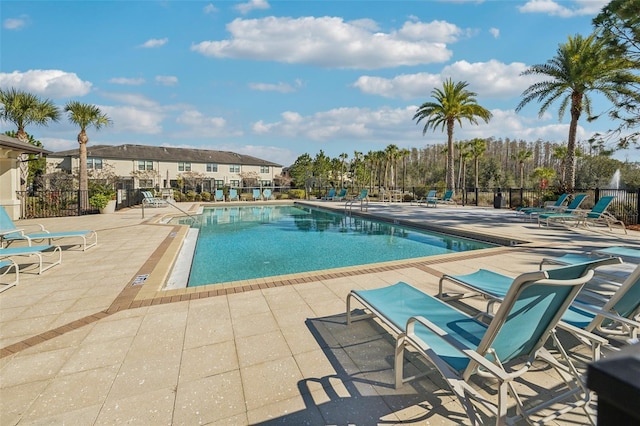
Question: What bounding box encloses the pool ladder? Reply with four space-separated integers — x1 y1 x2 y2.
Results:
344 197 368 215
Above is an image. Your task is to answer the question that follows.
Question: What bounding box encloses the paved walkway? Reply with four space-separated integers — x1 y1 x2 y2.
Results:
1 201 637 425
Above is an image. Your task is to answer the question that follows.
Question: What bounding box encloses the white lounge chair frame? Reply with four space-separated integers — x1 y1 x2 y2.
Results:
347 264 597 426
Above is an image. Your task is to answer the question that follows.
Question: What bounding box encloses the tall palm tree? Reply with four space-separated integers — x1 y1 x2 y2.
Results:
468 138 486 189
339 152 348 188
399 148 411 192
0 88 60 189
383 144 398 189
64 102 111 201
516 32 640 191
413 78 492 191
513 149 533 188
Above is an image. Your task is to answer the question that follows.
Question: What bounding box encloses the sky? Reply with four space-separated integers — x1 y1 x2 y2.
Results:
1 0 638 167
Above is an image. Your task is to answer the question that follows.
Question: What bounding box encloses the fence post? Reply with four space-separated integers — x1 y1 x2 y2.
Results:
637 188 640 226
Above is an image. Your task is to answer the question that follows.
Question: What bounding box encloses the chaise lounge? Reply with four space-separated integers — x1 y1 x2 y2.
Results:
1 207 97 251
347 263 598 425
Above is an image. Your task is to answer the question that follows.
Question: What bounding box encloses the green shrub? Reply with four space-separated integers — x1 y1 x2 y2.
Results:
89 193 111 209
279 193 289 200
200 191 211 201
288 189 305 199
185 190 196 201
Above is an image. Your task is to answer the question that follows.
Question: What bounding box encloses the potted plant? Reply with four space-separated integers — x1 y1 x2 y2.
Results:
89 193 116 213
89 183 116 214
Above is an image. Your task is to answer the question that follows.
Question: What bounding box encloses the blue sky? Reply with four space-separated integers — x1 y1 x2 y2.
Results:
1 0 636 166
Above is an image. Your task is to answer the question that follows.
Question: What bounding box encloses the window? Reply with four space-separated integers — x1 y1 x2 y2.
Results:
206 163 218 172
260 180 272 187
87 158 103 170
229 164 240 173
260 166 270 173
178 162 192 172
229 180 240 187
138 160 153 171
138 179 153 188
214 180 224 188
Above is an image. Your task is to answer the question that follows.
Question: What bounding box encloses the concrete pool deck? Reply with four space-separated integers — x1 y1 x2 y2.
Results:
1 200 637 425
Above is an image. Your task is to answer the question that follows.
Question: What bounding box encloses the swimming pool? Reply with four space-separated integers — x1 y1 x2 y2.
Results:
177 205 495 287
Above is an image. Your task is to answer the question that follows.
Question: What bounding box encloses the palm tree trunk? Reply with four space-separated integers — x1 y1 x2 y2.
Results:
78 131 89 210
446 120 455 191
566 94 582 192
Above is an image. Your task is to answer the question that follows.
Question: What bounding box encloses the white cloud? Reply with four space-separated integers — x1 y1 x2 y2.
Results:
397 20 464 43
489 28 500 38
248 80 301 93
518 0 608 18
3 15 29 30
252 104 584 150
139 38 168 48
99 105 164 134
0 69 92 99
235 0 270 15
155 75 178 86
353 60 539 100
100 92 159 108
203 3 218 14
173 109 243 138
191 17 455 69
109 77 145 85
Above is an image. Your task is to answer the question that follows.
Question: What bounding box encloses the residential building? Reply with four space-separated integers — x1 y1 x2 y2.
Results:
46 144 283 192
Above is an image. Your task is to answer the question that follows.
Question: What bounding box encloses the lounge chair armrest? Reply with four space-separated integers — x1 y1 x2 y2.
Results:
406 315 509 381
571 301 640 329
0 228 24 237
556 321 609 347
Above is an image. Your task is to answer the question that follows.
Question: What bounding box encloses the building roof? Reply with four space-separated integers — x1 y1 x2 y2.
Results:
0 134 52 155
49 144 282 167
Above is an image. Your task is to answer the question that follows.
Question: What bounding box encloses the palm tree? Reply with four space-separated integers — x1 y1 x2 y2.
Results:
399 148 410 192
339 152 348 188
468 138 486 189
0 88 60 189
516 32 639 192
513 149 533 188
64 102 111 205
413 79 492 191
383 144 398 189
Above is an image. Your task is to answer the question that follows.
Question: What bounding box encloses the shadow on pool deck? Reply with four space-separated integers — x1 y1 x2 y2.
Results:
0 201 637 425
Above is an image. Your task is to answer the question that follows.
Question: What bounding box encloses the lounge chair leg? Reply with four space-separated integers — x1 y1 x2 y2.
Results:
394 334 405 389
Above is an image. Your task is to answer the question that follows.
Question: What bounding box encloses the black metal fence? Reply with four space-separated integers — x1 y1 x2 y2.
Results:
458 187 639 226
15 187 639 226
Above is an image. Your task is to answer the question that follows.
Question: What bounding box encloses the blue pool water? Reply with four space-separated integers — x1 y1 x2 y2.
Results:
183 205 495 287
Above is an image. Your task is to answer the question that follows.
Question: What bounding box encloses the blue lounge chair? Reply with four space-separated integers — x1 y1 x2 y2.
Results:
228 189 240 202
534 193 588 224
142 191 167 207
0 245 62 275
332 188 348 201
430 189 455 207
411 189 437 206
262 189 273 200
0 207 97 251
252 189 261 201
0 258 18 293
321 188 336 201
347 262 597 425
516 193 569 218
539 196 624 233
438 257 632 360
539 246 640 269
214 189 224 202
